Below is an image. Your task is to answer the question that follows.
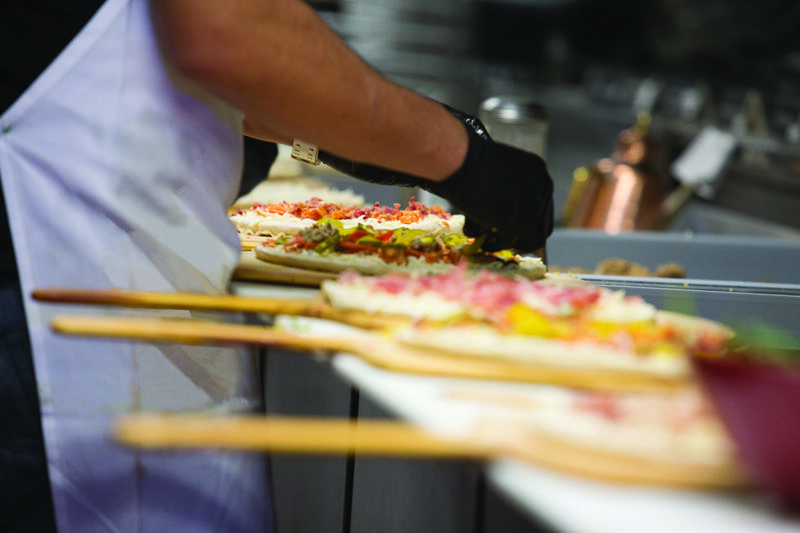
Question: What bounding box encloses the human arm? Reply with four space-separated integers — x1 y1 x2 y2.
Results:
148 0 466 182
148 0 553 251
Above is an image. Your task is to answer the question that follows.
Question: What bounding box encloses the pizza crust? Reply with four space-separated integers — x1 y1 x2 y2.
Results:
321 275 732 380
254 246 455 276
391 309 733 379
233 213 465 237
256 246 546 279
655 310 734 347
393 323 691 378
322 280 466 320
523 391 736 466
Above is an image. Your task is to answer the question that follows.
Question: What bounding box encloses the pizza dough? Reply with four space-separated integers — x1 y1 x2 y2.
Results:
319 267 733 381
231 197 464 237
255 244 546 280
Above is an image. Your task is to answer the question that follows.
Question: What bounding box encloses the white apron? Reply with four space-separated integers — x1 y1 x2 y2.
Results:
0 0 274 531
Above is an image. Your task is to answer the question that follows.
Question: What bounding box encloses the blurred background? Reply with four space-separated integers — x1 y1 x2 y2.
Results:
291 0 800 238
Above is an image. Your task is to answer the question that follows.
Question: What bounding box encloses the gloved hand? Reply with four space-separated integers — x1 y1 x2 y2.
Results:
318 105 554 253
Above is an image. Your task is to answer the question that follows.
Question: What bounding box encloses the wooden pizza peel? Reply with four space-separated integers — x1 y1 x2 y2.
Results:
110 413 748 490
233 250 338 285
234 238 563 287
33 286 404 330
46 312 690 393
41 300 749 488
36 286 690 393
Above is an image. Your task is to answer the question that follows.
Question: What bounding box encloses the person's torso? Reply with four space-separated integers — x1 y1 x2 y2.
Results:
0 1 271 529
0 2 105 277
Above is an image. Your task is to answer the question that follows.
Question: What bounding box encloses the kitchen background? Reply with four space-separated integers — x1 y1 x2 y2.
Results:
293 0 800 237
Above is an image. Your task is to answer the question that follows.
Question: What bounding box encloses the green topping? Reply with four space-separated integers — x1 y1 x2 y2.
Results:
442 234 469 248
460 234 486 255
393 228 426 246
356 236 383 247
357 223 378 235
314 234 339 253
728 320 800 365
317 218 344 230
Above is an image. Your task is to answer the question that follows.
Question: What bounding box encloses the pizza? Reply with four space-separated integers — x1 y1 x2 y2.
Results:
319 265 732 382
508 386 743 486
231 177 367 212
528 388 734 464
253 218 546 279
230 196 464 237
440 384 743 486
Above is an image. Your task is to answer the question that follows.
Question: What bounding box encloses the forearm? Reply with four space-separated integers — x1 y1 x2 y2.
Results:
148 0 466 182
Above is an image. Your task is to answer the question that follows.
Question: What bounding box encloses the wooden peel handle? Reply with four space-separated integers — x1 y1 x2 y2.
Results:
50 314 363 353
112 413 747 489
33 287 405 329
33 287 325 314
114 415 492 458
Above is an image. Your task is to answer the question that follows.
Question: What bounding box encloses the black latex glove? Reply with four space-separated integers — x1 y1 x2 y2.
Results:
318 105 554 253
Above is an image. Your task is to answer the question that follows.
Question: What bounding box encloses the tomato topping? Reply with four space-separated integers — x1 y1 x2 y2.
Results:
283 234 313 252
236 197 452 223
346 229 371 242
376 230 395 242
379 247 408 265
338 241 380 254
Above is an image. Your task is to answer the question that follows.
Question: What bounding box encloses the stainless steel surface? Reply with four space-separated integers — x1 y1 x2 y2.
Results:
668 202 800 239
547 228 800 283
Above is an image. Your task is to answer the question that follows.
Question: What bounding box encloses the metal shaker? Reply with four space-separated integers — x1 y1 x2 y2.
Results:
479 96 548 159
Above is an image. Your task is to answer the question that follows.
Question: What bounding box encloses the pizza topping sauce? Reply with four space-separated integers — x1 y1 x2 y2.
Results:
572 391 713 429
334 267 730 356
233 197 451 224
340 264 605 319
265 219 511 267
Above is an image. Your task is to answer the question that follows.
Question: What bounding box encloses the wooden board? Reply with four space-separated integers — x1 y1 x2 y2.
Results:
359 340 688 394
233 250 584 288
112 414 748 490
233 250 337 285
32 287 408 330
50 315 688 393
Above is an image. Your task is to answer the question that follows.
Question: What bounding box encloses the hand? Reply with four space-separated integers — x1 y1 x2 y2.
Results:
319 104 554 253
424 122 554 253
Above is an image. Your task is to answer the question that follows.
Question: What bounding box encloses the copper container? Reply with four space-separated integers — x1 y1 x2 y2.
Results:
565 113 670 233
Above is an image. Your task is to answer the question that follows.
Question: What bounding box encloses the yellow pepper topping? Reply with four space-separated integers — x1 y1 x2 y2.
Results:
506 304 572 338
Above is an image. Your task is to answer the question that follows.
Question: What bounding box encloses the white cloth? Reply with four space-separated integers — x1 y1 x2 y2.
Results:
0 0 273 531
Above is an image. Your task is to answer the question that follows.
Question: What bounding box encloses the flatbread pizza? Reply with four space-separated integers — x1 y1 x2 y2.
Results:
253 218 546 279
495 386 745 487
231 177 367 211
319 266 733 384
231 196 464 237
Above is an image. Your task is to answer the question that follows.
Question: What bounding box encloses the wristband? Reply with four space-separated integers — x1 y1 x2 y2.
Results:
291 139 321 166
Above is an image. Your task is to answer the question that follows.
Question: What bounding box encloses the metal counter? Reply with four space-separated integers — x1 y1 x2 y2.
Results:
547 228 800 284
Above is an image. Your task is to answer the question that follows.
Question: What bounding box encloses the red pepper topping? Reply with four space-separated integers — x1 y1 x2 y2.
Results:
237 197 451 223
